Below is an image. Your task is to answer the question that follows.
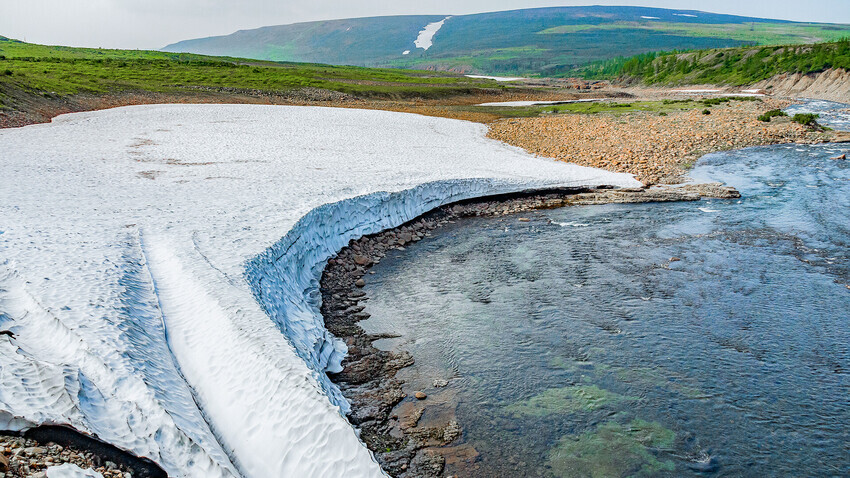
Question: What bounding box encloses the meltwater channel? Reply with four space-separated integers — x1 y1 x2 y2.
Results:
358 102 850 477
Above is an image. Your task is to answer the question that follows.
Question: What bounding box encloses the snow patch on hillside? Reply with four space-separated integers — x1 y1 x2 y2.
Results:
414 16 451 50
0 104 639 477
466 75 526 82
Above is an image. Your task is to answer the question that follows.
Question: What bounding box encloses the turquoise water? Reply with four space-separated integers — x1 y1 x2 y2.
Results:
361 104 850 477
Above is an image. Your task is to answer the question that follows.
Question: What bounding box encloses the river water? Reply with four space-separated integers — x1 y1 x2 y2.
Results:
361 102 850 477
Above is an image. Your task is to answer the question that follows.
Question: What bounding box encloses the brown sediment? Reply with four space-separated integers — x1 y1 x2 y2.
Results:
320 184 739 478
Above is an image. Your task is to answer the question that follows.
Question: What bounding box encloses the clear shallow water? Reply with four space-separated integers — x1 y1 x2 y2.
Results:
362 108 850 477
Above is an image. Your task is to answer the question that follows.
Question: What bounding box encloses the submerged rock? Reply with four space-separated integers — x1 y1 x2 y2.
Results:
547 419 676 478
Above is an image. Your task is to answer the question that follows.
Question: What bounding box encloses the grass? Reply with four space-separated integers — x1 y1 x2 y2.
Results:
577 39 850 86
792 113 820 126
758 109 788 122
469 97 760 118
0 37 508 101
539 21 850 46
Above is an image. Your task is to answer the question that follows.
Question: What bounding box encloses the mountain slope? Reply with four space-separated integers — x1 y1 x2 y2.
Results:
163 6 850 76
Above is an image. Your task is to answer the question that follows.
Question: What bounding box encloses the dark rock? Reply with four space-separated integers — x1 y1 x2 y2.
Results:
353 254 372 266
354 279 366 288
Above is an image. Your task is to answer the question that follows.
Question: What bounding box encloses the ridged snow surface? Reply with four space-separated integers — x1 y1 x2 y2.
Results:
0 104 639 477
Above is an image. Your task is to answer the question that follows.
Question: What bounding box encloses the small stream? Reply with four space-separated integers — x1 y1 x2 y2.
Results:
359 101 850 477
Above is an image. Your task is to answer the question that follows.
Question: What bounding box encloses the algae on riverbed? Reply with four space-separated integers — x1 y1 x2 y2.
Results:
547 419 676 478
505 385 633 417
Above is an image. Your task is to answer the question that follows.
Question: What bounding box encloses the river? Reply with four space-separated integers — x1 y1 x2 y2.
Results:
360 101 850 477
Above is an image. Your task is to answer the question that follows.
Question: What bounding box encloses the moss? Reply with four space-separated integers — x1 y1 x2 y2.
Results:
547 419 676 478
506 385 632 417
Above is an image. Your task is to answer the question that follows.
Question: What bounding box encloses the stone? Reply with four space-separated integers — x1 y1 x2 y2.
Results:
353 254 371 266
0 453 7 472
670 257 681 262
831 153 846 160
518 217 530 222
433 379 449 388
24 447 45 457
354 279 366 288
414 391 427 400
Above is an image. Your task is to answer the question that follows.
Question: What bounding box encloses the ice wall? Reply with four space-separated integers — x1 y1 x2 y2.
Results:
0 104 639 477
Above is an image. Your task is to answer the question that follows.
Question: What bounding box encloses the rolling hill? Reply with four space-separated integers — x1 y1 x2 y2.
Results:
163 6 850 76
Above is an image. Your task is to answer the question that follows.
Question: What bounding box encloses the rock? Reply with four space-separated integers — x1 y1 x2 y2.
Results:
831 153 846 160
518 217 530 222
414 391 427 400
670 257 681 262
24 446 45 457
0 453 7 471
353 254 372 266
354 279 366 288
433 379 449 388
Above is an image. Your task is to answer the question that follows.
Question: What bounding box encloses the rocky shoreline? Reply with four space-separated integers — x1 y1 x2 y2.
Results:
0 426 166 478
320 184 739 477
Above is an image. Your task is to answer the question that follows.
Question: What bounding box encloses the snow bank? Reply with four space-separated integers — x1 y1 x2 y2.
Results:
0 104 639 477
477 99 604 107
414 16 450 50
46 464 104 478
465 75 526 82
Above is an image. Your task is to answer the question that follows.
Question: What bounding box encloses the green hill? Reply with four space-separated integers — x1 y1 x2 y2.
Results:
163 6 850 76
578 39 850 85
0 36 503 102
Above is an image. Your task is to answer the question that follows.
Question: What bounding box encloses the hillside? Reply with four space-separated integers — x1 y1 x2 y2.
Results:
580 40 850 85
0 36 529 126
163 6 850 76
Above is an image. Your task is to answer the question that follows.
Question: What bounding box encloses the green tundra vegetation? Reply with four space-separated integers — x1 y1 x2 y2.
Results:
0 36 503 103
163 6 850 77
577 39 850 85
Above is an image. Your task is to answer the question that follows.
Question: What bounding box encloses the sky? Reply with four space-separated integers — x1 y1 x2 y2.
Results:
2 0 849 50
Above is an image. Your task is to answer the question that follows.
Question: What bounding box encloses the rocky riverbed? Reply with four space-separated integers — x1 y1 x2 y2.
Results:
0 434 143 478
320 184 740 477
487 97 844 185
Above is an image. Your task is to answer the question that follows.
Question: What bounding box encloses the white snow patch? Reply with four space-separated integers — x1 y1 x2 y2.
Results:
672 89 721 94
674 13 698 17
465 75 526 82
552 221 590 227
46 464 104 478
414 16 450 50
476 99 604 107
402 50 410 55
0 104 639 478
641 16 661 20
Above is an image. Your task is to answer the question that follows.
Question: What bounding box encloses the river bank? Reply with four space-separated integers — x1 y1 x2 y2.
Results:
321 184 740 477
486 96 847 184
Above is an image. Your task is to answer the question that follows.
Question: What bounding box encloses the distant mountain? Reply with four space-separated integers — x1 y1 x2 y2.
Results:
163 6 850 76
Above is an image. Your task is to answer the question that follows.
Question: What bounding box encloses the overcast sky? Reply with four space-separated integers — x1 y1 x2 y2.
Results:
2 1 849 50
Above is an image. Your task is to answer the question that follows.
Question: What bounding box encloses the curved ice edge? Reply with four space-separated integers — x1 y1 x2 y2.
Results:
245 177 620 413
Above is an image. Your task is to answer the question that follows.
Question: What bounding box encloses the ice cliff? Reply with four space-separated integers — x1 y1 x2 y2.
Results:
0 104 639 477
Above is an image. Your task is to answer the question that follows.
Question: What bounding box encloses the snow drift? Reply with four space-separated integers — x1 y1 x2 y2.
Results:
0 104 639 477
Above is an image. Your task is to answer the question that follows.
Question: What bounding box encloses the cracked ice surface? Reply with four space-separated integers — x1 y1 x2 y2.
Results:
0 104 639 477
